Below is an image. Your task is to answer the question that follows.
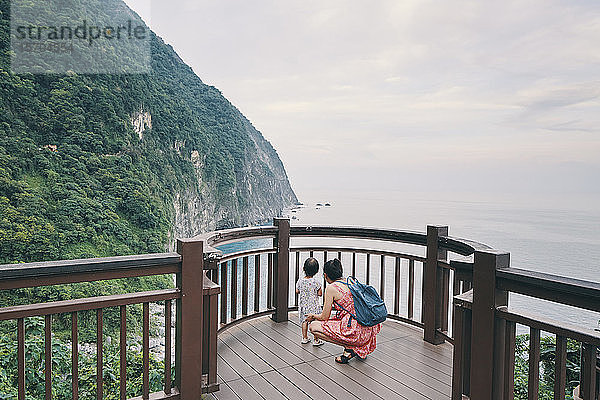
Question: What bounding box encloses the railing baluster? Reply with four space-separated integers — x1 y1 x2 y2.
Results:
267 253 273 309
206 286 219 390
582 343 597 400
72 312 79 400
352 252 356 277
45 314 52 400
380 255 385 299
504 321 516 400
213 264 219 285
453 274 460 296
554 335 567 399
96 309 102 400
452 304 470 400
295 252 300 306
394 257 401 315
143 302 150 400
18 318 25 400
242 256 249 316
337 251 342 261
441 267 450 333
221 262 228 324
254 255 261 313
408 259 415 320
231 259 238 320
323 250 328 289
120 306 126 400
309 250 314 258
164 300 172 395
528 328 540 400
366 253 371 285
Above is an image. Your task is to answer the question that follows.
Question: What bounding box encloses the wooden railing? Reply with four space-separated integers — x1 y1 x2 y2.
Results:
451 251 600 400
1 218 597 400
0 240 220 400
200 221 486 345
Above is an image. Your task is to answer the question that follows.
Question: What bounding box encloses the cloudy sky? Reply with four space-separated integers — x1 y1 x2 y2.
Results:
124 0 600 199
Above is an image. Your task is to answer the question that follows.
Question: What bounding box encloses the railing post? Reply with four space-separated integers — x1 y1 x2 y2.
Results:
272 217 290 322
469 249 510 400
452 290 472 400
202 249 221 394
202 275 220 393
176 239 204 399
423 225 448 345
580 343 598 400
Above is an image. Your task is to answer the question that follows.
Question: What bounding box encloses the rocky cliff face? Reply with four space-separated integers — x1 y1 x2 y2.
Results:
172 117 297 239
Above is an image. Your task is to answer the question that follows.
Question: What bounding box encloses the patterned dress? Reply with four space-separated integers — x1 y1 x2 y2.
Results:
296 276 322 324
321 283 381 359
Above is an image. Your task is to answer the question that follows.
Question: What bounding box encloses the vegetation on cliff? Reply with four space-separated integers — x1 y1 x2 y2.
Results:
0 0 296 395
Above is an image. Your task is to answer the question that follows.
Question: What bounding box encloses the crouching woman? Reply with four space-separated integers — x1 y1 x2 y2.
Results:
306 258 381 363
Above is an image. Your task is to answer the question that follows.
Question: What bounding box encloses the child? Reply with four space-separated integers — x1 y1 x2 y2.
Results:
296 257 324 345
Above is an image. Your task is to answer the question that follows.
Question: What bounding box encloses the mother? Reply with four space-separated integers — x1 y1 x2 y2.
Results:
306 258 381 363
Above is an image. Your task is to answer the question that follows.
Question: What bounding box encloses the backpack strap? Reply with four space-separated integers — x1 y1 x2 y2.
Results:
333 300 355 328
333 278 357 328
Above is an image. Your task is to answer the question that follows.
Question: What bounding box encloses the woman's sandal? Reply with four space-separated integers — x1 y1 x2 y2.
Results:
335 348 357 364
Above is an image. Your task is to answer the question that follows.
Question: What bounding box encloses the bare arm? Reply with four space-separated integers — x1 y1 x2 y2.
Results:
310 285 336 321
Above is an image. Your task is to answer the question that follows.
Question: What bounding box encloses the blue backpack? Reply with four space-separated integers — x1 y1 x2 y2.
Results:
334 277 387 327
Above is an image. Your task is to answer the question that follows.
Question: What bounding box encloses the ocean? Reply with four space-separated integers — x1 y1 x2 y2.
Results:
283 190 600 333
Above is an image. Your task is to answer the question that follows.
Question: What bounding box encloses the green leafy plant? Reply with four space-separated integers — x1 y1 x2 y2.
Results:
514 334 581 400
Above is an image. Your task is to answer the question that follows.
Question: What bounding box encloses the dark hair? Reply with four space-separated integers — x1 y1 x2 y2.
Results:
323 258 343 281
303 257 319 277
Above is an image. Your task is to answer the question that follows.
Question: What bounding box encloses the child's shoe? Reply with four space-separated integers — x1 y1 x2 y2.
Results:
313 339 324 346
301 337 311 344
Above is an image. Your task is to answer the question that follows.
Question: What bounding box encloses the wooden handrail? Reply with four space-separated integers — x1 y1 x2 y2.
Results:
0 252 181 290
290 246 426 262
0 289 181 320
497 308 600 346
497 267 600 313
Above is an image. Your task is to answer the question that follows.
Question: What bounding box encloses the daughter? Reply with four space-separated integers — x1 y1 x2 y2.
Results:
296 257 324 345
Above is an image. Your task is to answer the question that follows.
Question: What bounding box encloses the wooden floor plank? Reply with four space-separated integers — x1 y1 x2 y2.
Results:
369 347 451 396
386 336 453 368
261 370 313 400
365 356 448 400
244 374 288 400
227 377 264 400
313 357 408 400
217 353 241 383
293 362 362 400
255 318 337 357
249 319 321 361
227 326 289 370
237 321 305 366
218 337 260 378
400 334 454 361
344 357 430 400
378 339 452 379
213 381 241 400
302 358 384 399
219 330 274 374
276 365 338 400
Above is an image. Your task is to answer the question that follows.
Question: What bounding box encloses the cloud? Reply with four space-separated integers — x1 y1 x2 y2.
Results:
124 0 600 195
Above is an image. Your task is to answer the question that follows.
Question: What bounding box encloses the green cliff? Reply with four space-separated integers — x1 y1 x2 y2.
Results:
0 0 297 264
